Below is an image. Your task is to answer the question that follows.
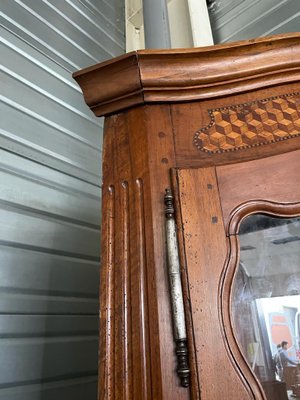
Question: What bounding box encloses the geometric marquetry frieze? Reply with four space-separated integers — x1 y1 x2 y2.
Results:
194 93 300 153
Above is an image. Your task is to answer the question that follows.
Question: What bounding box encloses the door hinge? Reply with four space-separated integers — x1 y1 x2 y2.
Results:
164 188 190 388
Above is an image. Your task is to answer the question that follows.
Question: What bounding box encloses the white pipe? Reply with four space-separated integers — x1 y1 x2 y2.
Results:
186 0 214 47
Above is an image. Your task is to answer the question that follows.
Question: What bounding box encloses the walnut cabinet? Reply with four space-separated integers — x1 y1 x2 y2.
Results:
74 33 300 400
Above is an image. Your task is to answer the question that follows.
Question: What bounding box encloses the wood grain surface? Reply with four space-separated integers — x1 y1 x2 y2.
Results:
74 32 300 399
193 92 300 153
174 167 255 400
216 148 300 231
174 150 300 400
74 33 300 117
171 82 300 168
99 105 191 399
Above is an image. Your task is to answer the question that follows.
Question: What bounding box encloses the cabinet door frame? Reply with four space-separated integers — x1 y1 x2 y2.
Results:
172 148 300 400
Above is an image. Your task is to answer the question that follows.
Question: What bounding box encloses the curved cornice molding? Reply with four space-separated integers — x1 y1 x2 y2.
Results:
73 33 300 117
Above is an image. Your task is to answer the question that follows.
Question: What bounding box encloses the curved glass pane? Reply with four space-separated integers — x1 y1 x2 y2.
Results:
232 214 300 400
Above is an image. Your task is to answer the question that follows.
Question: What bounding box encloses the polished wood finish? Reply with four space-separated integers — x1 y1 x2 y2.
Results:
216 148 300 230
170 82 300 168
173 151 300 400
174 167 254 400
99 106 189 400
73 33 300 117
74 33 300 399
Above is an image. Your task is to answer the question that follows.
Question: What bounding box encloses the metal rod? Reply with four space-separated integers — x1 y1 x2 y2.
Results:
142 0 171 49
164 188 190 387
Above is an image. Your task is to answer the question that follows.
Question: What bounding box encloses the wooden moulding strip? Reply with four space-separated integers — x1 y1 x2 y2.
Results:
73 33 300 117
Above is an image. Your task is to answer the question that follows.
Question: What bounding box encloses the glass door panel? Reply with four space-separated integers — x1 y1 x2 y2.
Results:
232 214 300 400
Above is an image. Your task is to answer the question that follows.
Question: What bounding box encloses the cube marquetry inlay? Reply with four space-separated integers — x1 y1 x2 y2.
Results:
194 93 300 153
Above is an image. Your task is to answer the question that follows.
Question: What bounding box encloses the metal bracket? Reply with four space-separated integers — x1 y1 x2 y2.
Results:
164 188 190 388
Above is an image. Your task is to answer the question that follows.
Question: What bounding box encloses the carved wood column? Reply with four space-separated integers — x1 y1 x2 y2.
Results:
97 106 189 399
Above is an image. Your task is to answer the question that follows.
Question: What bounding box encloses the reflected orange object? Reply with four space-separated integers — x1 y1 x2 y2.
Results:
270 314 293 349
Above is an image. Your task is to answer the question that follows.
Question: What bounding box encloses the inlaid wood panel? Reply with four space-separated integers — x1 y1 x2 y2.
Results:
194 92 300 153
169 82 300 169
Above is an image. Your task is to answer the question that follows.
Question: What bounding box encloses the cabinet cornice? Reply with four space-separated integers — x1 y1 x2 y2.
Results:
73 33 300 117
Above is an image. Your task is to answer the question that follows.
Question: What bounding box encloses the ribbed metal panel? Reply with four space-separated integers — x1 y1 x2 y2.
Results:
0 0 124 398
208 0 300 43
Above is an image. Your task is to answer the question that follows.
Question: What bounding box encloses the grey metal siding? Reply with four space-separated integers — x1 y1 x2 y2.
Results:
0 0 124 398
208 0 300 44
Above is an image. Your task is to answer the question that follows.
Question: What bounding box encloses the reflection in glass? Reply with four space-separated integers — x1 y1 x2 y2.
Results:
232 214 300 400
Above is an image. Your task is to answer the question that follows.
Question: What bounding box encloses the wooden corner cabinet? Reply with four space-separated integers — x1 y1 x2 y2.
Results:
74 33 300 400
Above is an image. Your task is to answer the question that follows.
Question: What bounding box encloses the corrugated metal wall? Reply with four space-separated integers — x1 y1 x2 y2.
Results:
0 1 124 399
208 0 300 43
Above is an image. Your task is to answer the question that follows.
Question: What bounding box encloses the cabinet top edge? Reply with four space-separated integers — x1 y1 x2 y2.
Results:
73 33 300 117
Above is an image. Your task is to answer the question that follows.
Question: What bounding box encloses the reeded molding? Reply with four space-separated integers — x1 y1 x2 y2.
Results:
73 33 300 117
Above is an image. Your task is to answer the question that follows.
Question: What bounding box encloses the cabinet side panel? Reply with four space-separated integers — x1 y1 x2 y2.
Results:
99 116 115 399
100 105 193 399
176 167 254 400
126 105 190 400
100 114 153 399
99 109 170 400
